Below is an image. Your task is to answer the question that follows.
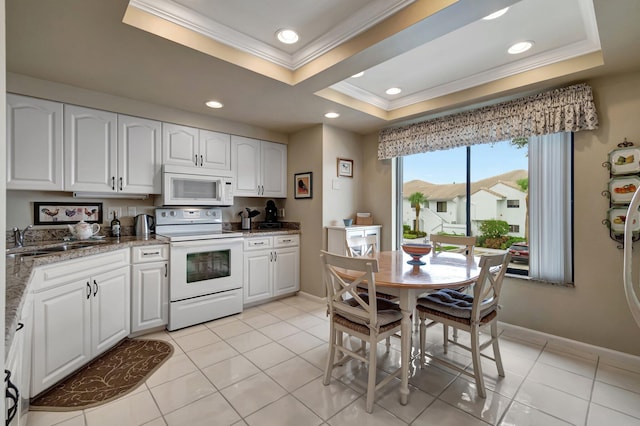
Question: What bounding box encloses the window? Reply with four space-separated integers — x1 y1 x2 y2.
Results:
400 133 573 283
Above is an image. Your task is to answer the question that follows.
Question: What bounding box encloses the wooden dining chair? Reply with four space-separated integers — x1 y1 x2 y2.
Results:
345 234 378 257
416 252 511 398
426 234 477 339
429 234 476 258
320 250 403 413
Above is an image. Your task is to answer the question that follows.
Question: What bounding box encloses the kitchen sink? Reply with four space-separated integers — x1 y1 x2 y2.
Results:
7 251 51 258
7 239 108 258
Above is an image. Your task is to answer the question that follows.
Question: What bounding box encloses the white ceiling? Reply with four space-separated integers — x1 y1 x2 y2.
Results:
6 0 640 135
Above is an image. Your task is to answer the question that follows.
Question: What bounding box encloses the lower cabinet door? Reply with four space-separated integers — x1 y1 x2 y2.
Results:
273 247 300 296
91 266 131 357
131 261 168 332
243 250 272 304
32 279 91 396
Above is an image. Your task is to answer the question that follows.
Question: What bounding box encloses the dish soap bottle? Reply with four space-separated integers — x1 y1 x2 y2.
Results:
110 211 121 237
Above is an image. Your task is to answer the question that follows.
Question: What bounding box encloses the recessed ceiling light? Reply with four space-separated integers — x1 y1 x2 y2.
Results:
508 41 534 54
205 100 223 109
482 7 509 20
324 112 340 118
276 29 299 44
386 87 402 95
351 72 364 78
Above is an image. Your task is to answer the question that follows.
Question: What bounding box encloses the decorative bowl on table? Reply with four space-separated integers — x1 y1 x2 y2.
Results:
401 243 432 265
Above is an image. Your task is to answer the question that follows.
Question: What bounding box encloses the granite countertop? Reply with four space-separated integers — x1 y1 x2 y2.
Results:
5 228 301 354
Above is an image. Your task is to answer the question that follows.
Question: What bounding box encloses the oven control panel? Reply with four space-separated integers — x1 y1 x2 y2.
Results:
156 207 222 225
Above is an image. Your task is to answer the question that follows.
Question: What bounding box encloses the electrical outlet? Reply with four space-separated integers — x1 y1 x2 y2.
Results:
107 207 122 221
127 206 137 217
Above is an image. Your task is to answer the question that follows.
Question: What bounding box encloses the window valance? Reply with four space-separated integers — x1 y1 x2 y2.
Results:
377 83 598 160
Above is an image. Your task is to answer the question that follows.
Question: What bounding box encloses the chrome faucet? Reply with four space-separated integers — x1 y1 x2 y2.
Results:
13 225 32 247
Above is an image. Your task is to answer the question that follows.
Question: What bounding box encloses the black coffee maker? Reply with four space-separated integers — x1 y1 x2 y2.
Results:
260 200 282 229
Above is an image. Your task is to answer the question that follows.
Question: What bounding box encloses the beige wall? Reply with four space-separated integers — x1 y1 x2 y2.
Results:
498 71 640 356
287 125 324 297
322 125 363 227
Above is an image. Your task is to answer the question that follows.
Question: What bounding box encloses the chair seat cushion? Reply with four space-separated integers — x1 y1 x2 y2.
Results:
335 296 402 328
416 288 496 319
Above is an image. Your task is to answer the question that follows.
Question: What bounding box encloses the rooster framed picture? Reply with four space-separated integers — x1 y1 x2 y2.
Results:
294 172 312 199
34 202 103 225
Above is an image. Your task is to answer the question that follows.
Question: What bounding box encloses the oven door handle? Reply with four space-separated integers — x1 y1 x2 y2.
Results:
170 238 244 250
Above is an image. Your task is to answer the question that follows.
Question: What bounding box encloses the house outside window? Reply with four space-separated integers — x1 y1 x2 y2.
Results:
401 134 573 283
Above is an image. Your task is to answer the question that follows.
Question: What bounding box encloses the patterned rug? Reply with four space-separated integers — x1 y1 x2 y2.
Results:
30 338 173 411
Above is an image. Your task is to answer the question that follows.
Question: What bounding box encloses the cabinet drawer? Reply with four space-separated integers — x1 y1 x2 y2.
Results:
244 237 273 251
131 245 169 263
31 249 130 293
274 234 299 248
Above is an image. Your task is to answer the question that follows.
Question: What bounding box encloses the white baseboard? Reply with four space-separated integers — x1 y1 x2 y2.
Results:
499 321 640 370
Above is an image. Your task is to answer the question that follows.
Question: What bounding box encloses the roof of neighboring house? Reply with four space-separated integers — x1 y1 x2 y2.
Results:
403 169 527 201
471 187 505 198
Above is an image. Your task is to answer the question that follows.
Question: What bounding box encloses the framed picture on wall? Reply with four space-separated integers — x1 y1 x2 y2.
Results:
294 172 313 199
337 158 353 177
33 202 103 225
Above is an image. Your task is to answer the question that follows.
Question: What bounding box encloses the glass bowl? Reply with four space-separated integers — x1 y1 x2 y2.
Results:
401 243 432 265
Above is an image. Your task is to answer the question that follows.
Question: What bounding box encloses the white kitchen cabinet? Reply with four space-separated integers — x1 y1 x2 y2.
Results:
5 294 33 426
31 250 130 396
163 123 231 171
65 105 161 194
6 94 63 191
243 234 299 305
232 136 287 197
131 245 169 333
64 104 117 192
117 114 162 194
326 225 382 255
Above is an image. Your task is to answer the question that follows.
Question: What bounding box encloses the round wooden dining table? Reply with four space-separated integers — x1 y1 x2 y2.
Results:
335 250 480 405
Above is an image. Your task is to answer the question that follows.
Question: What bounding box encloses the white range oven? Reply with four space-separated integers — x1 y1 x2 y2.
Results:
155 207 243 331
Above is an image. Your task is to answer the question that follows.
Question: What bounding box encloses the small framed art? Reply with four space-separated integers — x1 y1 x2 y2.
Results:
337 158 353 177
33 202 103 225
294 172 313 199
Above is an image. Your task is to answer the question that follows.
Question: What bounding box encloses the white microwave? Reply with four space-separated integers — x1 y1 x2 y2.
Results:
162 165 234 206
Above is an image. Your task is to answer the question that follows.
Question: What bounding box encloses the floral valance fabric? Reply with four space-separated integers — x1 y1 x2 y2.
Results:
377 83 598 160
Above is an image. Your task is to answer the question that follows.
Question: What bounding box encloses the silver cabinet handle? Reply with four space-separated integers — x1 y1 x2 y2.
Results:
254 241 265 246
274 252 277 262
165 263 168 277
142 251 160 256
200 155 203 167
86 281 91 299
111 176 115 191
119 177 123 191
194 155 198 166
93 280 98 297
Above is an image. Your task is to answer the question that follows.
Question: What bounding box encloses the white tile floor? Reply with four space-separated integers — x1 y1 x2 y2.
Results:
28 295 640 426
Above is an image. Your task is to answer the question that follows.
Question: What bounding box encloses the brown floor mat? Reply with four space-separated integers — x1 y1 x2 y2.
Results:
30 338 173 411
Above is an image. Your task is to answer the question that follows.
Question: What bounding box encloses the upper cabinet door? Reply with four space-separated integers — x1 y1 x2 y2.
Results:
118 115 162 194
7 94 64 190
199 129 231 171
232 135 261 196
162 123 199 167
64 105 118 192
261 141 287 198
